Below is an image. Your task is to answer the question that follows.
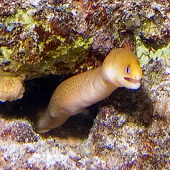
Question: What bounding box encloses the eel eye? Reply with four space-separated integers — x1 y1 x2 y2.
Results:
125 66 130 74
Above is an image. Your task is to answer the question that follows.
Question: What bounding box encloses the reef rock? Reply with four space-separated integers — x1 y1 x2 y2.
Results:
0 0 170 79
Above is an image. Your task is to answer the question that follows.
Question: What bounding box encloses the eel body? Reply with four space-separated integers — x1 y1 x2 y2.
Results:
36 48 142 133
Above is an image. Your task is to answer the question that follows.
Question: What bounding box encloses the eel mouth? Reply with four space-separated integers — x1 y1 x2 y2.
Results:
124 77 141 84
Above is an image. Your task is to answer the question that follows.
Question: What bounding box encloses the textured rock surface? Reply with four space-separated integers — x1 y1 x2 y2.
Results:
0 0 170 78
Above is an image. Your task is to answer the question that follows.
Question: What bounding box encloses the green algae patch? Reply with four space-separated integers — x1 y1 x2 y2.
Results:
67 37 93 62
4 9 35 31
142 21 160 38
74 37 93 49
45 36 93 64
4 8 50 33
136 36 170 67
0 47 13 64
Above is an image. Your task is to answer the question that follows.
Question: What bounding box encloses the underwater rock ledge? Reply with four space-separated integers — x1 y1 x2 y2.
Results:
0 0 170 79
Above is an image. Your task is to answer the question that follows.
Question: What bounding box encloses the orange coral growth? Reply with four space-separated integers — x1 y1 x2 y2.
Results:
0 76 25 102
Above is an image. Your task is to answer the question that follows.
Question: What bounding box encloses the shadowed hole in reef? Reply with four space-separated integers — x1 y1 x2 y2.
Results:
0 75 98 139
102 84 154 128
46 105 98 138
0 75 153 138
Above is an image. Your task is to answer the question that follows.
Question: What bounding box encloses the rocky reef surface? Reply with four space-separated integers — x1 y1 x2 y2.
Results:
0 0 170 169
0 0 170 78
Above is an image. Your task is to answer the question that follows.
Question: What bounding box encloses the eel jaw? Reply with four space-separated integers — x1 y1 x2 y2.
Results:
124 77 141 84
123 77 141 89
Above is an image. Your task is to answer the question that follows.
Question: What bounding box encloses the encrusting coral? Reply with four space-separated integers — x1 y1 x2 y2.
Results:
0 75 25 102
36 48 142 133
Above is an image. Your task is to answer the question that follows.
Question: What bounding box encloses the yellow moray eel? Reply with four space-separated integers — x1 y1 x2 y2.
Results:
36 48 142 133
